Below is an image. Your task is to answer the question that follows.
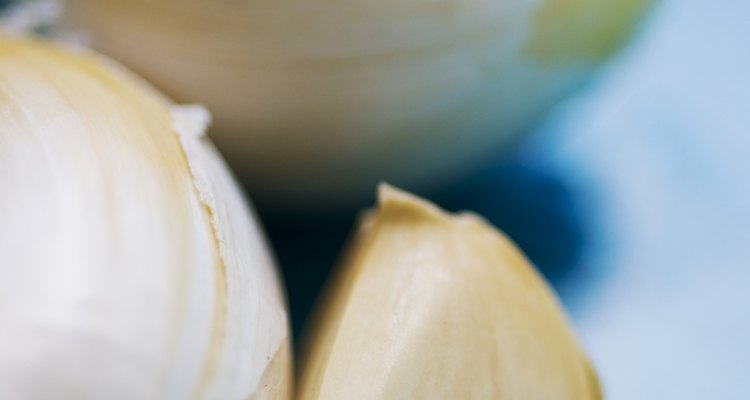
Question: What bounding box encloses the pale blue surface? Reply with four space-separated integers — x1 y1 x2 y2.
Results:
527 0 750 397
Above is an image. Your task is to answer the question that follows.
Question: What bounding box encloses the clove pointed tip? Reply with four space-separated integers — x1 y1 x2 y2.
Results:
376 183 448 222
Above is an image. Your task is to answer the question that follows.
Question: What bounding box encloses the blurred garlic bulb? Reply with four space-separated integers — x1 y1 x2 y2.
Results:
0 37 291 399
298 185 599 399
64 0 652 210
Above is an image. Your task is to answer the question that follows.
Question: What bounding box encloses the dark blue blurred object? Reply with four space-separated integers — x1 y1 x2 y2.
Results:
433 156 588 284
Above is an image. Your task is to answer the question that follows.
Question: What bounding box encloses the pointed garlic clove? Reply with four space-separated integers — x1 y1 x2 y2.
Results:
0 37 291 400
297 185 599 399
64 0 651 209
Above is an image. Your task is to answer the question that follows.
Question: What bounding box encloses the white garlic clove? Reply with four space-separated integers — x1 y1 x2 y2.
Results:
64 0 652 210
297 184 599 399
0 37 291 400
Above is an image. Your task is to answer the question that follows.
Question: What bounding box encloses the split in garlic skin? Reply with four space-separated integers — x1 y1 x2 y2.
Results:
64 0 652 210
0 37 291 400
298 185 600 399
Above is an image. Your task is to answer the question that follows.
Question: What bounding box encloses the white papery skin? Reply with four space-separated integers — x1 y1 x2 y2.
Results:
298 185 600 399
65 0 651 209
0 37 291 399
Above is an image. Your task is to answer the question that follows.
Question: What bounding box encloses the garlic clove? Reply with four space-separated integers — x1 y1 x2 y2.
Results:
64 0 652 210
297 184 599 399
0 37 291 399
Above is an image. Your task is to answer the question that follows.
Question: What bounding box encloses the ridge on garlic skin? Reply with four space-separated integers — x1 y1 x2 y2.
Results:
0 37 291 400
171 104 293 400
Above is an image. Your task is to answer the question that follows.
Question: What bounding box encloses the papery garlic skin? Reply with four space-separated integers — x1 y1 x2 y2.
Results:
0 37 291 399
65 0 651 209
298 185 599 399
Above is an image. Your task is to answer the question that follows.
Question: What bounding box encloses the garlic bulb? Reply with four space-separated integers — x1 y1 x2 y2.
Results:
64 0 651 210
298 185 599 399
0 37 291 399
